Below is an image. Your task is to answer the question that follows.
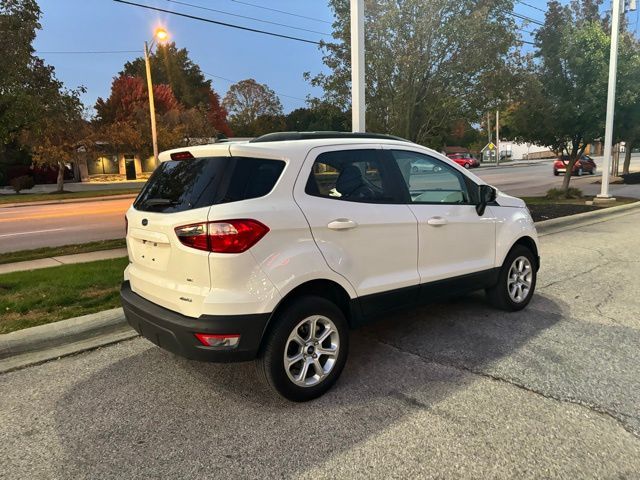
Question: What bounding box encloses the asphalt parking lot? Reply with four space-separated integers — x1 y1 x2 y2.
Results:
2 211 640 479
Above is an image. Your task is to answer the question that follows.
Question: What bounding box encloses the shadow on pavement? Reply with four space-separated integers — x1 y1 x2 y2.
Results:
52 293 566 477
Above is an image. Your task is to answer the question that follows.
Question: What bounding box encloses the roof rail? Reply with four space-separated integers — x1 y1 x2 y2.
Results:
249 131 411 143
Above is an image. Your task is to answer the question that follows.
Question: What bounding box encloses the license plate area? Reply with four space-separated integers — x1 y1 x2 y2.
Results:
131 238 170 271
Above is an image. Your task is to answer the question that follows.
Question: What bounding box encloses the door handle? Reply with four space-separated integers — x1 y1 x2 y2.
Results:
427 216 448 226
327 219 358 230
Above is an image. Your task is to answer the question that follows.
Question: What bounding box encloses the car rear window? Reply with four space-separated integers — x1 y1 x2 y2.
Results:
134 156 285 213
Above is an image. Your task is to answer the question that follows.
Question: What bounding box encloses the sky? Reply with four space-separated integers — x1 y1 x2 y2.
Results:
34 0 335 114
33 0 611 117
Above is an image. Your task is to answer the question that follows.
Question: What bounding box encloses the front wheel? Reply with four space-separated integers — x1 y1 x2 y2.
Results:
256 296 349 402
486 245 537 311
464 163 471 169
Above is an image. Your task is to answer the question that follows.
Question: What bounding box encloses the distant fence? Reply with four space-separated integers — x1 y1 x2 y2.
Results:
523 150 556 160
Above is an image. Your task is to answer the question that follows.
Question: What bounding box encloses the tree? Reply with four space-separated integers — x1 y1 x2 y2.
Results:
285 103 350 132
223 79 284 136
122 43 210 108
505 1 610 194
121 43 232 136
306 0 522 147
93 76 215 159
95 76 180 124
0 0 87 190
613 33 640 175
207 91 233 137
29 86 86 192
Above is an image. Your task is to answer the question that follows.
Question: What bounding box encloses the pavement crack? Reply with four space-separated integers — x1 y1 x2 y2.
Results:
541 261 607 289
365 333 640 439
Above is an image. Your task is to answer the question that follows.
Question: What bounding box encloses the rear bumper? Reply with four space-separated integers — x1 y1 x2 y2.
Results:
120 281 271 362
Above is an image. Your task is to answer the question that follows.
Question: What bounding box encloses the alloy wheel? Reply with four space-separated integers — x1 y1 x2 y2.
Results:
507 256 533 303
284 315 339 387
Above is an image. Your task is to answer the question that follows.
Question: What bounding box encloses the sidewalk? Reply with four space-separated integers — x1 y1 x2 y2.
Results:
0 248 127 275
0 181 146 195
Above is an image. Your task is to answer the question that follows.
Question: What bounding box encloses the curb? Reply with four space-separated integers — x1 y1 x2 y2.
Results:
535 200 640 236
0 193 138 209
2 199 639 374
0 308 135 374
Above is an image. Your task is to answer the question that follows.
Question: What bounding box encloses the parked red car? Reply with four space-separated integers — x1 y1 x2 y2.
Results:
447 153 480 169
553 155 597 176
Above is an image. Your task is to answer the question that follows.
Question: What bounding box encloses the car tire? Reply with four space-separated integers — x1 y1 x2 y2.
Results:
591 167 596 175
553 169 559 176
577 168 583 176
485 245 537 312
464 163 470 169
256 295 349 402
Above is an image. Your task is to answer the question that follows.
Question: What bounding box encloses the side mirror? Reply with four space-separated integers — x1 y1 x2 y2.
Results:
476 185 497 216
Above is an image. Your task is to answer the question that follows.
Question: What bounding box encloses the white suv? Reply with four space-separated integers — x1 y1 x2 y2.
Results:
121 132 539 401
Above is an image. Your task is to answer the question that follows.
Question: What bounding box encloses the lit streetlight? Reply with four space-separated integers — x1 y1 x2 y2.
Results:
144 27 169 166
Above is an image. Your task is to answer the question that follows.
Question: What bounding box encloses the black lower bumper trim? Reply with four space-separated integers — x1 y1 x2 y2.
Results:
120 281 271 363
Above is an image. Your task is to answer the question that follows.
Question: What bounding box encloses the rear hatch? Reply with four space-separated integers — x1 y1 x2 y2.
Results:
125 146 286 318
126 147 230 317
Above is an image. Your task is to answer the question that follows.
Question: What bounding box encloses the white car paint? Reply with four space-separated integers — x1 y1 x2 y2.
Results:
125 137 539 318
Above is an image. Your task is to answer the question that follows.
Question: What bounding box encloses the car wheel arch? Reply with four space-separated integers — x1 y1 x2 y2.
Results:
257 279 355 353
507 236 539 271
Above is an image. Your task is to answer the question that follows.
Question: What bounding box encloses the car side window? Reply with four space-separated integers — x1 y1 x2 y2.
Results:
390 150 470 204
305 149 400 203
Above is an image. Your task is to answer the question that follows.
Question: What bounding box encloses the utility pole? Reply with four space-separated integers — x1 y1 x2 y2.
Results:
144 41 159 166
350 0 365 132
597 0 623 201
487 112 492 144
496 110 500 167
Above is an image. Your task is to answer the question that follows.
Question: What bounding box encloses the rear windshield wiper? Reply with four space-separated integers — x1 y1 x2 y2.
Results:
140 198 179 207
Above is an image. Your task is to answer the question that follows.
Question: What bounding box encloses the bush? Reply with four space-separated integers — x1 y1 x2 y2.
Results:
10 175 35 194
545 187 583 200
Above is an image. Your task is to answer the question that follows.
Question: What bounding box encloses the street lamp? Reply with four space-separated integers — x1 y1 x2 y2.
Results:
144 27 169 166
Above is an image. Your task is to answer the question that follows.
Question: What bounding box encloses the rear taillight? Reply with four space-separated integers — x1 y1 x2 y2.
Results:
175 219 269 253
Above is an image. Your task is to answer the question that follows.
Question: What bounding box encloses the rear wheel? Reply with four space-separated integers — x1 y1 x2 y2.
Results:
486 245 537 311
577 168 583 176
553 169 559 176
464 163 470 169
256 296 349 402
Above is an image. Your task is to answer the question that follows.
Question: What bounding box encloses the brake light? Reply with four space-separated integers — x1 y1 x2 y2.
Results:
195 333 240 348
175 219 269 253
170 151 194 160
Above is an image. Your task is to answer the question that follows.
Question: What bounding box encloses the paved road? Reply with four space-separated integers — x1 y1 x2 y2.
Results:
1 156 639 253
0 198 132 252
2 211 640 478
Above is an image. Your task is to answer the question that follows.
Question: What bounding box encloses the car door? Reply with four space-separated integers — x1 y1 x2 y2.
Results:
384 147 496 285
293 145 420 316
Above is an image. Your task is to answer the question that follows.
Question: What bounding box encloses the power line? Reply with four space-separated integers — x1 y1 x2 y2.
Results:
112 0 322 45
36 50 139 54
165 0 331 36
507 10 545 26
201 71 308 103
228 0 332 25
515 0 546 14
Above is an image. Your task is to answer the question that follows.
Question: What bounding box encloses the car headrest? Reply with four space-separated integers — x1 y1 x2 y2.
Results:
336 165 364 196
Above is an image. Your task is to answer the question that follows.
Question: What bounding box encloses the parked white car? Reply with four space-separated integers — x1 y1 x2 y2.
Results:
121 132 540 401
